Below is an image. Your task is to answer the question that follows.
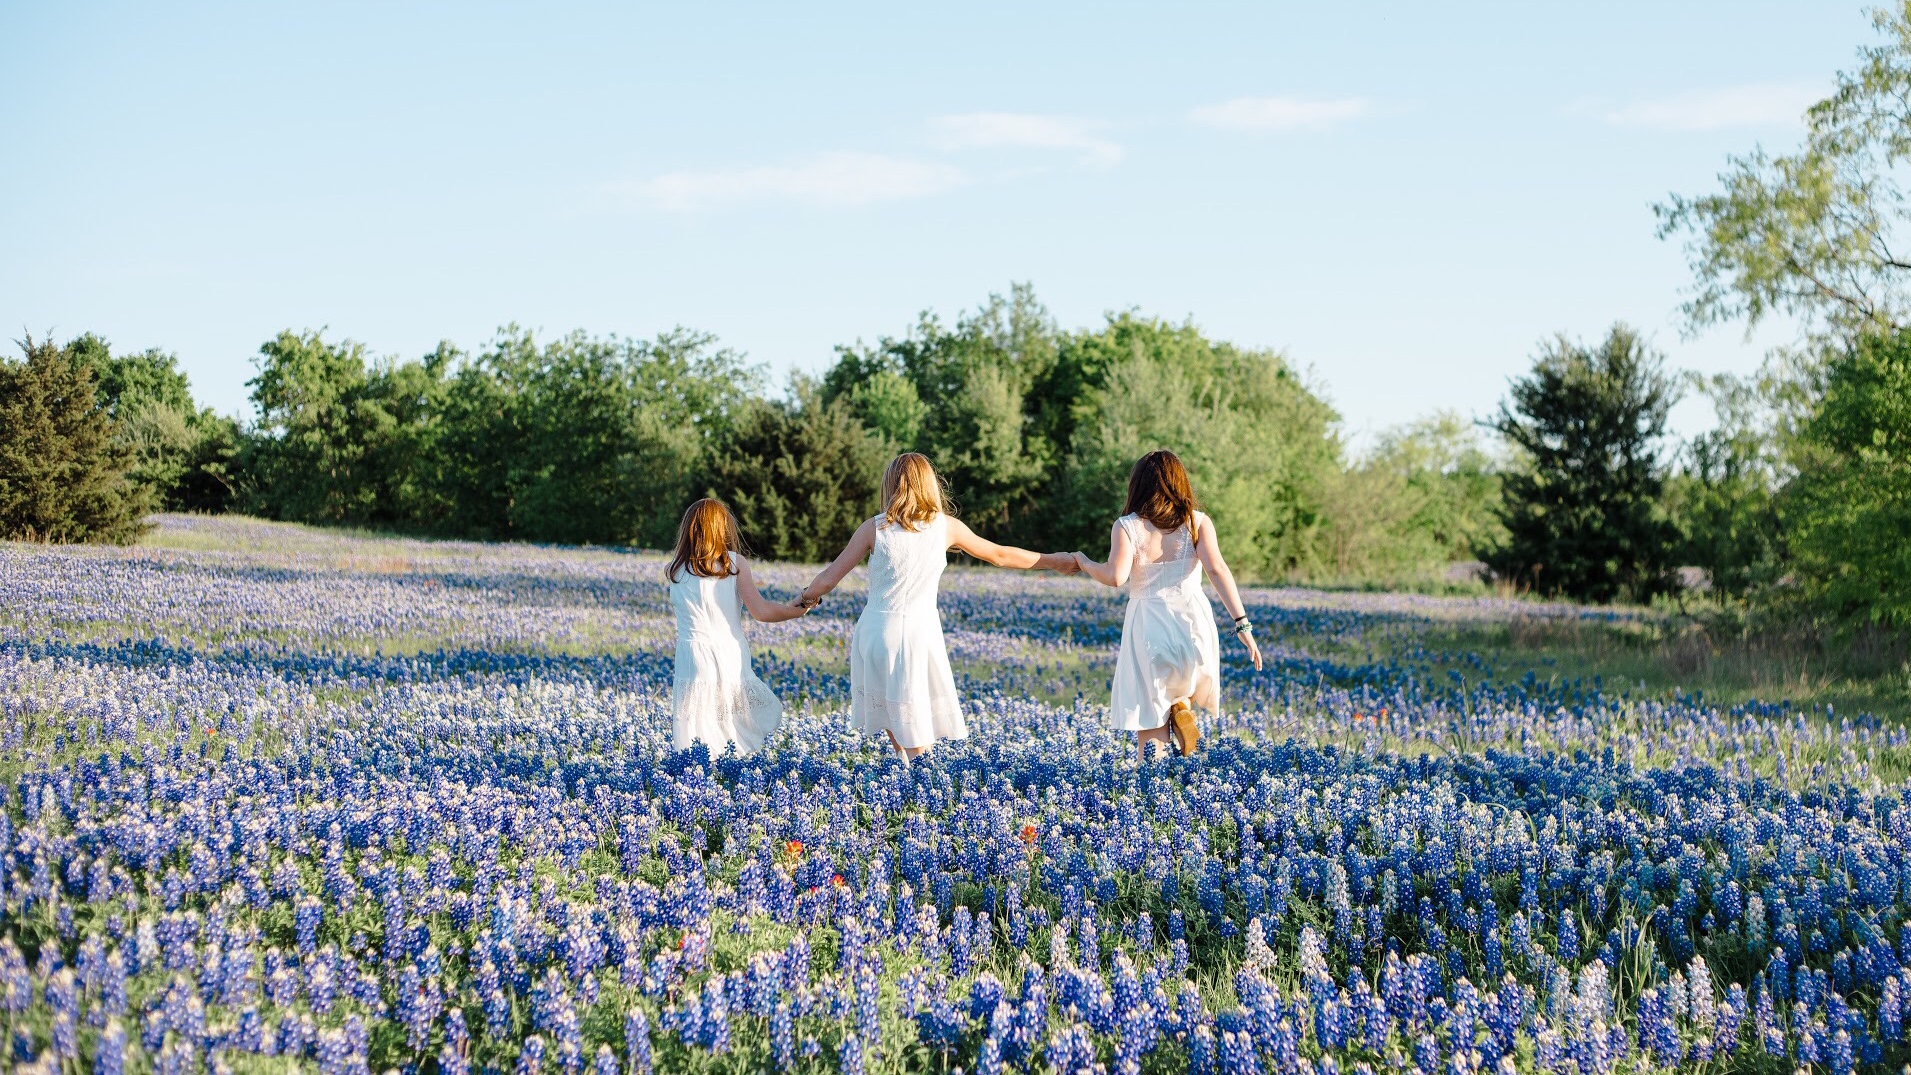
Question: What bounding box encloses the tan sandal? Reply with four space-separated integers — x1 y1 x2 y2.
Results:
1168 701 1199 756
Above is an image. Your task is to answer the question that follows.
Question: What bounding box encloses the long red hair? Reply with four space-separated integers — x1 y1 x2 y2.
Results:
1123 450 1198 533
667 499 744 582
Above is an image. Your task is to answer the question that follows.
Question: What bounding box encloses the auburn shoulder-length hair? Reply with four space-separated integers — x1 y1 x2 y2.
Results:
880 453 948 531
667 499 745 582
1124 449 1199 534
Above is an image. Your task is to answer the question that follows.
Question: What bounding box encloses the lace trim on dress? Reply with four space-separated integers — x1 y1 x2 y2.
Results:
851 681 963 732
672 675 780 752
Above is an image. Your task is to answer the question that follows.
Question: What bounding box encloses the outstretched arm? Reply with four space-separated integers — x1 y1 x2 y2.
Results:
735 557 809 623
798 517 877 607
946 517 1072 570
1073 520 1135 588
1193 517 1262 670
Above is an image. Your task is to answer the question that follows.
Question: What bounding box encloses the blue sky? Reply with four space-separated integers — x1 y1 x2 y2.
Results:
0 1 1866 447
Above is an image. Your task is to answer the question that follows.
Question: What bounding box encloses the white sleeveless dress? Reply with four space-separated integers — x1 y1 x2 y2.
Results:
1108 512 1221 732
668 554 782 756
850 514 966 749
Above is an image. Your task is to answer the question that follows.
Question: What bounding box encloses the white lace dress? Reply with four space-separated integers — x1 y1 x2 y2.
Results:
1108 512 1221 732
668 554 782 756
850 513 966 749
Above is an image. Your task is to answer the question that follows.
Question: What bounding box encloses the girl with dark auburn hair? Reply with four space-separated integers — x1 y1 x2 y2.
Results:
1072 450 1262 759
665 499 810 756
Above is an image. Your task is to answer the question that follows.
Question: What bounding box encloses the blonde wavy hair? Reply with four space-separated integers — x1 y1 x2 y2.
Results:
880 453 947 531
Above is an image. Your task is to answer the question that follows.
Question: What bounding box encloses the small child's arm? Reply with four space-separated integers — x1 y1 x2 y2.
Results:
797 517 878 607
735 557 809 622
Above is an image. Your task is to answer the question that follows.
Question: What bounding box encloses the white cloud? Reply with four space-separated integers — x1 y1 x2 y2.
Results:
617 152 965 211
929 112 1122 166
1189 95 1371 132
1601 83 1821 131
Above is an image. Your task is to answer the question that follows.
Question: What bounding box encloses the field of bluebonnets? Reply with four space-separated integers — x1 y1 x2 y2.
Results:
4 516 1911 1075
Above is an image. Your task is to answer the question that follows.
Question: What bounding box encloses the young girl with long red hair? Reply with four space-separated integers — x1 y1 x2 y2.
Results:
666 499 809 756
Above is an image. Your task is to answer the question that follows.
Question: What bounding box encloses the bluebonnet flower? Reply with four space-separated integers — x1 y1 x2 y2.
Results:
94 1019 125 1075
441 1008 471 1075
15 519 1911 1073
1187 1024 1217 1075
770 1000 795 1071
517 1035 546 1075
623 1008 652 1075
838 1033 865 1075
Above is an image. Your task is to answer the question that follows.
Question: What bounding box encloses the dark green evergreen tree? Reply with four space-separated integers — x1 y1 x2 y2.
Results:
1487 324 1679 602
706 381 885 562
0 336 150 542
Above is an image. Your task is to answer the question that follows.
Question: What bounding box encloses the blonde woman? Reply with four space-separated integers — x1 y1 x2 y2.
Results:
1072 450 1262 760
798 453 1077 759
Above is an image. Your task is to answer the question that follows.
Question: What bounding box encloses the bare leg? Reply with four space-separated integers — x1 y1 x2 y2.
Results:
1136 726 1172 762
885 730 929 761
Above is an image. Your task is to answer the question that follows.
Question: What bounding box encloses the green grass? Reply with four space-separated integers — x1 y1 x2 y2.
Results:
1375 612 1911 722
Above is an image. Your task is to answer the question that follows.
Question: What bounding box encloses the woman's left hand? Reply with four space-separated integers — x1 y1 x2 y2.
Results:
1241 632 1263 671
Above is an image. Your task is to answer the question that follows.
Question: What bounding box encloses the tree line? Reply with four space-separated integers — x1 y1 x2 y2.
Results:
0 289 1497 584
0 289 1904 631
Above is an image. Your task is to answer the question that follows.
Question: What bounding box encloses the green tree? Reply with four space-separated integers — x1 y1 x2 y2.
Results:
1782 328 1911 626
824 285 1058 536
1663 373 1785 596
1059 314 1340 579
422 342 521 540
1313 462 1428 583
1319 412 1505 583
67 334 240 512
415 326 756 546
240 330 439 527
843 368 927 454
705 380 886 561
0 336 149 542
1657 3 1911 341
1366 411 1505 561
1487 324 1680 602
